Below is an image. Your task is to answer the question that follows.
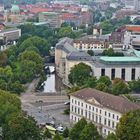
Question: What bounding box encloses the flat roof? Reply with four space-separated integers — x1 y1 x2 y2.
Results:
100 56 140 62
40 12 58 15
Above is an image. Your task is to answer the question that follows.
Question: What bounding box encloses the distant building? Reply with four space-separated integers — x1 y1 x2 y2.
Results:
134 0 140 11
0 28 21 44
73 37 109 51
39 12 61 28
70 88 140 136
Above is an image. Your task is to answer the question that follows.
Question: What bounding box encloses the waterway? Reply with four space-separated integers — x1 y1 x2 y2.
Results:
43 66 56 93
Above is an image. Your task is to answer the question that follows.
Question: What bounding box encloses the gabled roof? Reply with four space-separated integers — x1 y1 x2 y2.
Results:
72 88 140 114
55 37 77 53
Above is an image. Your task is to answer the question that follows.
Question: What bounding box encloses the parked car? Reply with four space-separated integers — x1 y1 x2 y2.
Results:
64 101 70 105
56 126 64 133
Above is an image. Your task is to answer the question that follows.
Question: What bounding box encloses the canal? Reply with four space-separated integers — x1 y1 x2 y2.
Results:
43 65 64 93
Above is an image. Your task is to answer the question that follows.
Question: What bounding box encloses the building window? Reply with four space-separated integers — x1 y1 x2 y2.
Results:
81 103 83 107
78 108 80 114
108 131 110 135
104 129 106 134
92 113 94 121
81 109 83 115
92 107 94 111
113 114 115 119
96 108 98 113
111 69 115 80
75 100 77 104
117 116 119 120
121 68 125 80
112 121 115 128
108 120 110 127
89 106 91 110
72 99 73 103
99 116 101 124
96 116 98 123
89 112 91 120
100 110 102 114
78 101 80 106
72 106 73 112
101 69 105 76
105 111 107 116
75 107 77 113
86 104 87 108
104 118 107 125
131 68 135 80
108 113 111 117
72 115 73 120
85 111 87 118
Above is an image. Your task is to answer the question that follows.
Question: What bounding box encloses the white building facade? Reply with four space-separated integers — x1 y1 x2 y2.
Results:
70 88 140 136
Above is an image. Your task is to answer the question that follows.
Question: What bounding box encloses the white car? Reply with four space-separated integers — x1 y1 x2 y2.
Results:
64 101 70 105
56 126 64 133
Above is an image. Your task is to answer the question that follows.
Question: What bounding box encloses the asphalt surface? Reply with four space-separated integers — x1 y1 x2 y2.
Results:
20 79 70 127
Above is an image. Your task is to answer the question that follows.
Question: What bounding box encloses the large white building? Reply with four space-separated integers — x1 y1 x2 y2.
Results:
70 88 140 136
92 56 140 81
55 37 140 84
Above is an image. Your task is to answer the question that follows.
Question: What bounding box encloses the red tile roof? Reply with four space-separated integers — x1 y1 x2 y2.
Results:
126 25 140 32
29 8 53 13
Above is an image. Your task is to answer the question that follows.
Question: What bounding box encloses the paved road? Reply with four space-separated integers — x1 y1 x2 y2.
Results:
20 79 70 127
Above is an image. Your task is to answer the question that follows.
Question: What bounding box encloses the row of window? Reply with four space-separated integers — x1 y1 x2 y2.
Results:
101 68 136 80
71 111 116 129
71 103 120 121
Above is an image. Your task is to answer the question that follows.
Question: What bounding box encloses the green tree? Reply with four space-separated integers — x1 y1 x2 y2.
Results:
112 80 129 95
96 82 109 92
3 113 42 140
53 132 64 140
87 50 94 56
9 81 24 94
97 76 111 86
128 78 140 93
79 122 102 140
57 26 76 38
20 50 43 74
63 127 69 138
105 133 118 140
85 76 97 88
69 118 87 140
68 63 92 86
43 129 52 138
0 52 8 66
19 36 50 56
0 90 21 125
116 109 140 140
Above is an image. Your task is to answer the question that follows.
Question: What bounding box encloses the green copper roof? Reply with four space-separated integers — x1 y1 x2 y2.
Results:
134 49 140 57
100 56 140 63
11 5 20 13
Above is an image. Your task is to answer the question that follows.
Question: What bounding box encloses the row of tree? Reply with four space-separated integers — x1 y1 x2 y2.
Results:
68 63 140 96
52 109 140 140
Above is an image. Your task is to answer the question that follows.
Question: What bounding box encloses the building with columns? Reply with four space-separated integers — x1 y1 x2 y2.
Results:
55 37 140 85
70 88 140 136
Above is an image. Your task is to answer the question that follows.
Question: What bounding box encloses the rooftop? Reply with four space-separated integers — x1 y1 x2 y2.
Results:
67 51 93 61
72 88 140 114
100 56 140 62
55 37 77 53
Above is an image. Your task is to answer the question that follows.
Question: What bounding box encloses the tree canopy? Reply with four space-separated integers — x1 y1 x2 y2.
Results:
116 109 140 140
69 118 87 140
68 63 92 86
